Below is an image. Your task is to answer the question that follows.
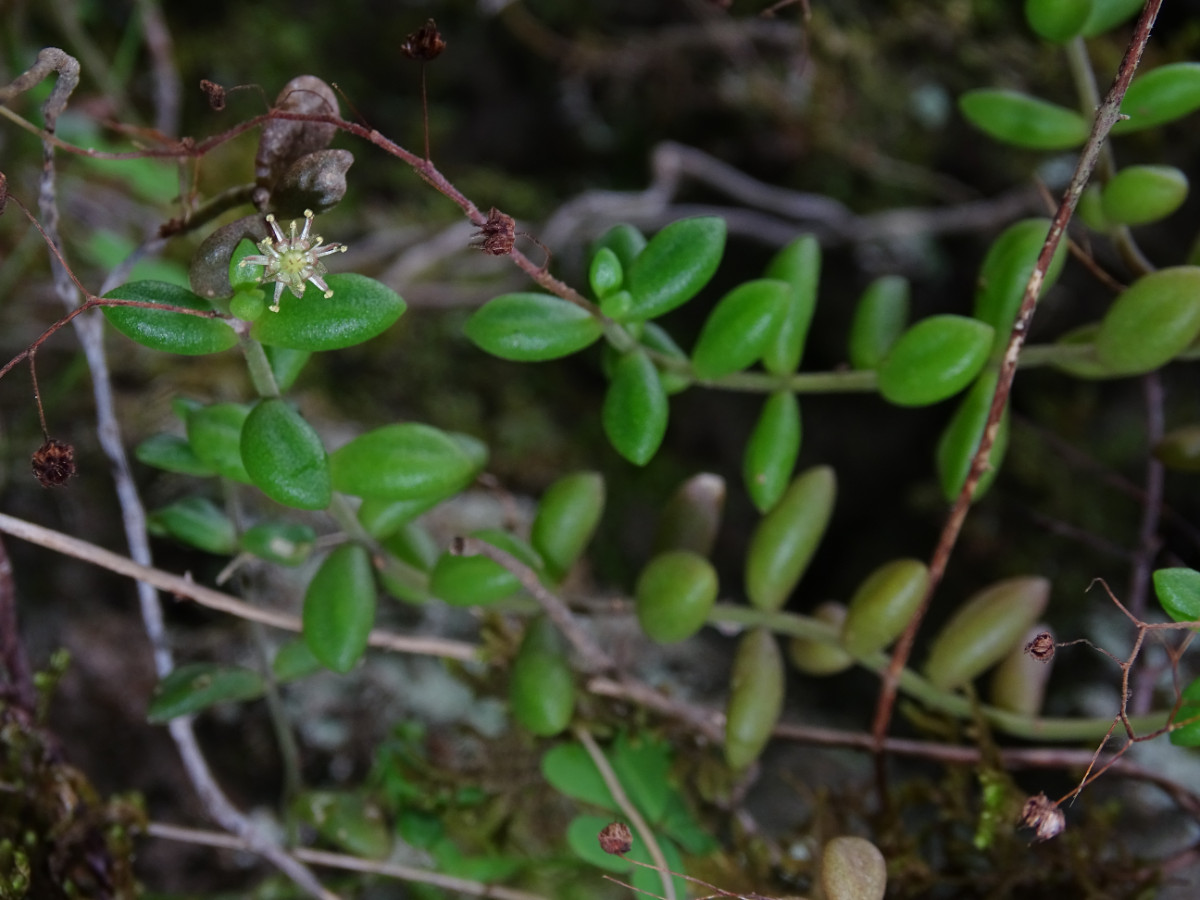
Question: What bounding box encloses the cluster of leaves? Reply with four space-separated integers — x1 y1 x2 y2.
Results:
9 0 1200 897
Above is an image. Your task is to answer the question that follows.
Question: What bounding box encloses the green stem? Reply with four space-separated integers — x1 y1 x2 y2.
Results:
709 603 1169 742
241 337 281 399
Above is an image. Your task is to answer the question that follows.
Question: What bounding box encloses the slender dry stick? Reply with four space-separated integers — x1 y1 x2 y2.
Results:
454 536 615 673
0 510 480 661
146 822 549 900
574 726 676 900
869 0 1165 804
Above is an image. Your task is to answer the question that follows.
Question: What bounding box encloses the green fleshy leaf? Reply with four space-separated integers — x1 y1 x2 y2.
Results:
429 529 540 606
530 471 606 583
959 89 1090 150
240 521 317 566
464 292 603 361
241 399 332 510
762 235 820 374
186 402 253 483
592 224 647 272
877 315 994 407
102 281 237 355
589 247 624 301
330 424 486 501
273 638 323 682
148 496 236 554
626 217 726 319
602 350 669 465
294 791 392 859
250 273 406 350
848 276 909 370
691 279 790 379
1153 567 1200 623
303 544 377 673
1113 63 1200 135
135 433 216 476
147 662 264 722
743 391 802 513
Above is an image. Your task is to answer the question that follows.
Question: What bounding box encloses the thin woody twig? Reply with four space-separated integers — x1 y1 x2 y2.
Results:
0 511 480 662
453 536 614 673
870 0 1166 804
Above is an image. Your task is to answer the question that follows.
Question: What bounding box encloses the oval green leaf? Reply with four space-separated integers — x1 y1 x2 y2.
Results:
465 292 603 361
626 217 727 320
186 402 253 483
1153 567 1200 623
531 471 606 583
1100 165 1188 226
877 315 993 407
240 521 316 566
635 550 719 644
147 496 236 555
250 273 406 351
841 558 929 657
589 247 624 301
743 391 801 513
241 399 331 510
330 423 486 500
959 89 1090 150
102 281 237 355
1025 0 1090 41
691 279 790 379
603 350 669 465
1094 267 1200 375
763 235 821 374
725 627 784 770
509 617 575 737
429 530 537 606
848 275 909 370
135 433 215 476
935 370 1010 502
147 662 265 722
973 218 1069 345
592 223 647 273
923 576 1049 691
1113 62 1200 135
303 544 376 673
745 465 836 612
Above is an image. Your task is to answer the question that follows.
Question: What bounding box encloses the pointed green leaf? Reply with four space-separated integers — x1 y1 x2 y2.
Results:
762 235 820 374
1113 63 1200 134
743 391 801 513
241 399 331 510
186 402 253 483
691 279 789 379
959 89 1090 150
589 247 624 301
135 433 215 476
330 424 486 500
1095 267 1200 375
147 662 265 722
250 273 406 350
531 471 606 583
626 217 726 319
102 281 237 355
592 223 647 272
240 521 316 566
464 292 603 361
148 497 236 554
848 276 909 369
1154 568 1200 623
603 350 669 465
304 544 376 673
877 315 993 407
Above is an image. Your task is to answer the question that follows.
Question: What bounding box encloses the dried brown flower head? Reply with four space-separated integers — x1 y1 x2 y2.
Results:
1025 631 1055 662
598 822 633 855
402 20 447 61
32 439 76 487
199 79 226 111
1020 792 1065 842
474 207 516 256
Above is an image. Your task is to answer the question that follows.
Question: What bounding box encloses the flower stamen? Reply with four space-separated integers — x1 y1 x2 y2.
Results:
238 209 348 312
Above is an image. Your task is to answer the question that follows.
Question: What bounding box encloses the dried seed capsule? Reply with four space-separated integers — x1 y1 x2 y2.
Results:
990 625 1054 716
